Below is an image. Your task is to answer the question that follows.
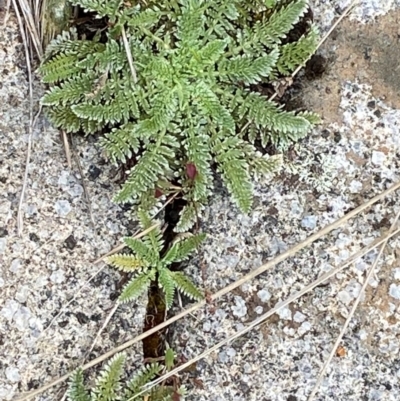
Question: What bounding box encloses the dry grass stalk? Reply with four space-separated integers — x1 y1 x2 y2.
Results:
306 207 400 401
15 184 400 401
132 224 400 398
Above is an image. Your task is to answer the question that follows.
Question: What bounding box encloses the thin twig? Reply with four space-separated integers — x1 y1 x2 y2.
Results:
85 303 119 359
121 25 137 83
130 225 400 399
307 208 400 401
3 0 12 26
14 184 400 401
13 0 41 237
61 130 72 170
70 134 96 231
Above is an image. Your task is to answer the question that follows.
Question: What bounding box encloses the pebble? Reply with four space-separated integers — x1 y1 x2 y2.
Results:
55 200 72 217
15 286 29 303
338 290 352 305
371 151 385 166
5 367 20 383
392 268 400 280
345 280 362 299
50 269 65 284
389 284 400 300
257 289 271 303
298 321 312 336
1 299 20 321
293 311 306 323
277 306 292 321
0 237 7 253
67 184 84 198
14 306 32 331
254 306 263 315
231 296 247 318
58 171 70 187
301 215 317 230
0 277 4 287
349 180 362 193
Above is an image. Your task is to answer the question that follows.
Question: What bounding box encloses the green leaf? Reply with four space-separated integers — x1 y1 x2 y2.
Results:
123 237 155 263
170 271 203 301
174 203 200 233
165 348 175 371
92 353 125 401
106 254 146 272
164 233 206 264
158 268 175 309
219 48 279 84
125 363 162 397
67 369 90 401
118 272 152 304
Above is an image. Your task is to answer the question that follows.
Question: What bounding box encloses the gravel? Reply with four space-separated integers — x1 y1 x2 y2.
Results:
1 1 400 401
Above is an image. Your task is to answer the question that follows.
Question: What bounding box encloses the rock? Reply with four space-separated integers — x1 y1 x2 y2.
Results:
338 290 352 305
0 237 6 254
67 184 83 198
54 200 72 217
1 300 20 321
50 269 65 284
301 215 317 230
389 284 400 300
293 311 306 323
371 151 385 166
257 289 271 303
5 367 20 383
13 306 32 331
15 286 29 303
349 180 362 193
254 306 263 315
231 296 247 318
392 268 400 280
64 234 77 250
277 306 292 321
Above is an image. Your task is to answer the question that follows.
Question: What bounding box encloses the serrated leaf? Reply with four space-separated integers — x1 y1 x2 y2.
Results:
92 353 125 401
118 272 152 303
106 254 146 272
67 369 90 401
170 271 203 301
165 233 206 263
165 348 175 371
158 268 175 309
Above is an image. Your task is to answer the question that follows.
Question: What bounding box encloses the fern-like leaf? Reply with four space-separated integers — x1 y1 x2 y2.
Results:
219 49 279 84
255 0 309 47
67 369 90 401
114 137 178 203
123 237 155 263
92 353 125 401
214 138 253 213
174 202 201 233
105 254 146 272
125 363 162 396
276 24 319 75
170 271 203 301
158 268 175 309
100 123 140 164
118 272 152 303
163 233 206 264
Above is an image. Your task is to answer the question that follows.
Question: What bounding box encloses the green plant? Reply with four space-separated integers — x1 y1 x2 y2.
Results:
67 349 185 401
40 0 319 231
106 211 205 308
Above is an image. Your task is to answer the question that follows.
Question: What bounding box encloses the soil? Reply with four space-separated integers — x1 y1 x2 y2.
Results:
299 10 400 124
